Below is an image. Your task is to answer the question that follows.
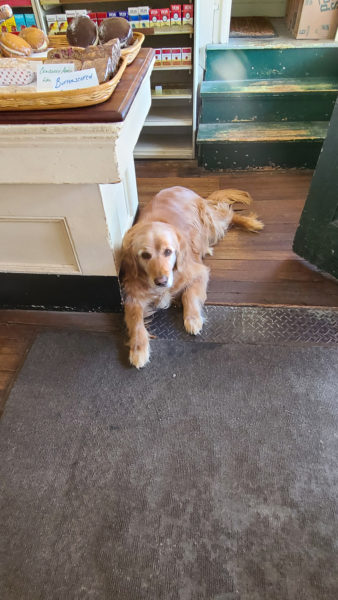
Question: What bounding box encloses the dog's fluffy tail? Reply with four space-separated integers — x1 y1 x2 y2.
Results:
231 211 264 232
207 188 252 207
206 188 264 234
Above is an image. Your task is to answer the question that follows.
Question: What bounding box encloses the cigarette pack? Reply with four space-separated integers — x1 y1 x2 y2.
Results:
154 48 162 66
46 14 59 34
170 4 182 26
182 4 193 26
160 8 170 27
65 9 87 24
149 9 161 26
139 6 150 28
24 13 37 27
171 47 182 64
96 12 107 25
3 16 16 32
57 14 68 33
161 47 172 64
14 14 26 31
182 46 192 65
128 7 139 29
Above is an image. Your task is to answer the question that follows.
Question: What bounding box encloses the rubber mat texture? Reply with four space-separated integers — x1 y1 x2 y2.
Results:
0 309 338 599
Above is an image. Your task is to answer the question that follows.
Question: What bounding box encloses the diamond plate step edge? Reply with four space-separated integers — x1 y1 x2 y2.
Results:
146 306 338 347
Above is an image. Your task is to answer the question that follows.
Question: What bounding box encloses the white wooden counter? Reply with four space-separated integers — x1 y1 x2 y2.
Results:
0 51 154 280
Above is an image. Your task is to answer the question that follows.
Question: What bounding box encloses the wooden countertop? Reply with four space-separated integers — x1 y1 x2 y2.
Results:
0 48 154 125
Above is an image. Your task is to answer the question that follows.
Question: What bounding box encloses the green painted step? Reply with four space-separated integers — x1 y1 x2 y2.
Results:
205 46 338 81
197 122 328 171
201 78 338 95
200 78 338 123
198 122 327 142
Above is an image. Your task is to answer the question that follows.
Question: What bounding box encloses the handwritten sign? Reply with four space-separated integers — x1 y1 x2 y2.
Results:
37 67 99 92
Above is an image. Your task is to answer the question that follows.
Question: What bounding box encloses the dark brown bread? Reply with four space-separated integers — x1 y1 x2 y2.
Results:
98 17 133 48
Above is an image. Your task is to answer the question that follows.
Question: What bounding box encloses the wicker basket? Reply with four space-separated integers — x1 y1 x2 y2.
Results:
47 32 145 65
47 33 69 48
121 32 145 64
0 56 128 111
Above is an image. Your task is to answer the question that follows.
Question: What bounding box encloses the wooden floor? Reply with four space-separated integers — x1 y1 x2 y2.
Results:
1 163 338 410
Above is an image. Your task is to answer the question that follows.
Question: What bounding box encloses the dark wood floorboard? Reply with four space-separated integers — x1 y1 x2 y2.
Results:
1 164 338 405
135 167 338 308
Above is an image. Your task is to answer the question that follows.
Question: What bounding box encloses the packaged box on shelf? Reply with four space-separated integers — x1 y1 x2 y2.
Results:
182 47 192 65
160 8 170 27
170 5 182 27
150 9 161 26
161 48 172 64
65 10 75 24
96 12 107 26
171 47 182 64
2 16 16 32
46 14 59 34
128 7 139 29
286 0 338 39
139 7 150 28
65 9 87 25
13 14 26 31
24 13 37 27
88 12 98 23
154 48 162 66
57 14 68 33
117 11 129 20
107 11 118 18
182 4 193 26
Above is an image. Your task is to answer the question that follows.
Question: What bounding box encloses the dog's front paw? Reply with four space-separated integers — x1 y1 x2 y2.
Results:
129 339 150 369
184 315 203 335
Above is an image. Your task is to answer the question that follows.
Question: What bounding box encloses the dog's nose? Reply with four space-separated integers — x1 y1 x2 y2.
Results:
154 275 168 287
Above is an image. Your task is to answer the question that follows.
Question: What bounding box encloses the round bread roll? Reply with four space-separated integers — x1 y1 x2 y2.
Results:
19 27 48 53
0 4 13 23
67 15 99 48
98 17 133 48
0 31 32 57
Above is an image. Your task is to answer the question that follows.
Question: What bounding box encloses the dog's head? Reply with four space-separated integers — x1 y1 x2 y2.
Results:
121 221 187 289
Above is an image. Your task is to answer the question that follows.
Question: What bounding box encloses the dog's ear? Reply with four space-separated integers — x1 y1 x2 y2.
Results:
174 229 189 274
119 227 139 281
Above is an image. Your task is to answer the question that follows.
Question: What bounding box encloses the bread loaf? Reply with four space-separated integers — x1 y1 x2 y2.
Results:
19 27 48 53
82 57 112 84
47 46 86 61
67 15 99 48
0 31 32 57
0 4 12 24
0 67 35 86
98 17 133 48
47 38 121 80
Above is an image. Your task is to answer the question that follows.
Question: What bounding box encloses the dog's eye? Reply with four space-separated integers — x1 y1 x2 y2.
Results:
141 252 151 260
164 249 172 257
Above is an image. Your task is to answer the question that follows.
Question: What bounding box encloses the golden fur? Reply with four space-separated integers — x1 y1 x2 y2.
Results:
120 186 263 368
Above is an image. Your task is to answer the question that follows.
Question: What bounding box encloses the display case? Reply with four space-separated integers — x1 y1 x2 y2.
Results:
31 0 200 159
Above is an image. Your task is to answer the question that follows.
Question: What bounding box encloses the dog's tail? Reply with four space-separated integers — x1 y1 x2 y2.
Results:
206 189 264 233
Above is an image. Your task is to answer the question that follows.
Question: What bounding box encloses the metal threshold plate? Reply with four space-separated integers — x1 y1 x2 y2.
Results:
146 306 338 347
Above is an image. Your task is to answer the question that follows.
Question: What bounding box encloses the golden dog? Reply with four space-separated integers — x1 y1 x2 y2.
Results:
120 186 263 368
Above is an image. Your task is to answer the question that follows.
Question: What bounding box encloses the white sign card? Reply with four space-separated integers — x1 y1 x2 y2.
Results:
37 67 99 92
